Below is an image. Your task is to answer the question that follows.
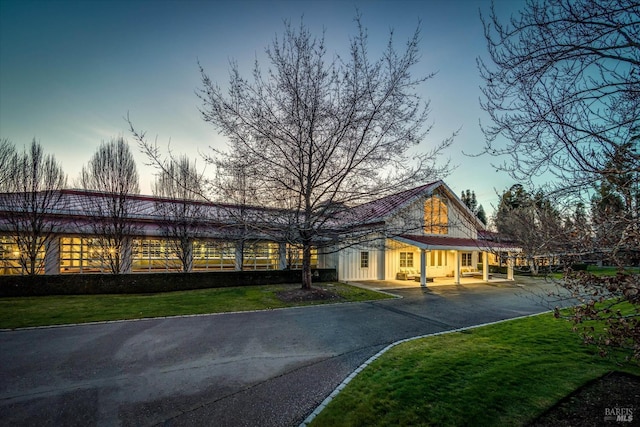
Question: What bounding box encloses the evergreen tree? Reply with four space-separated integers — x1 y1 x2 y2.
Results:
461 189 487 225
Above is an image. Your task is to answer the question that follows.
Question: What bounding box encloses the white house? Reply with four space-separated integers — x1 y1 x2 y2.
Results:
318 180 520 284
0 181 519 281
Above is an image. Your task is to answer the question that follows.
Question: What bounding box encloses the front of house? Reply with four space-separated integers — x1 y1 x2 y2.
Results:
318 181 520 285
0 181 519 282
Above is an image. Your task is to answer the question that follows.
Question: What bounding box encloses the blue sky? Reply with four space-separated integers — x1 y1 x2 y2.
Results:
0 0 525 215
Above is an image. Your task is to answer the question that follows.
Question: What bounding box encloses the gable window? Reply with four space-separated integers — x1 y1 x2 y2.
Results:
360 251 369 268
461 252 473 267
424 196 448 234
399 252 414 268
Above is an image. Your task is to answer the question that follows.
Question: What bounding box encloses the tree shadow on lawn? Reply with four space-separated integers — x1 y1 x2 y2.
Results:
529 371 639 426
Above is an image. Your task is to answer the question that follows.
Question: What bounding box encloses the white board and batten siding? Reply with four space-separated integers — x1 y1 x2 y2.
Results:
337 246 385 281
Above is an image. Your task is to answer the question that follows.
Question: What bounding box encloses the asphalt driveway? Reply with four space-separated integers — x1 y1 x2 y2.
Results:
0 279 568 426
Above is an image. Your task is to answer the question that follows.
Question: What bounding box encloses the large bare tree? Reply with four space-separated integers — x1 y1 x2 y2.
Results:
0 140 67 275
152 156 206 272
80 137 140 274
480 0 640 360
197 17 452 289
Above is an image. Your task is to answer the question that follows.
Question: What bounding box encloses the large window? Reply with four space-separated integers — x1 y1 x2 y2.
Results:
285 244 318 269
193 241 236 271
132 239 181 272
399 252 414 268
60 237 108 273
0 236 30 275
243 242 279 270
424 196 448 234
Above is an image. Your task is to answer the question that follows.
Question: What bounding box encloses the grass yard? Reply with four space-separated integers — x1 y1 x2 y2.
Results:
310 312 640 427
0 282 391 329
584 265 640 275
548 265 640 279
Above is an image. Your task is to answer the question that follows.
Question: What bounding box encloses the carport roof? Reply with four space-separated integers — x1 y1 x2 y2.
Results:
395 235 521 252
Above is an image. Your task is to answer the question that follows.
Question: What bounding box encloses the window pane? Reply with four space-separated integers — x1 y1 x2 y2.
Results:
360 251 369 268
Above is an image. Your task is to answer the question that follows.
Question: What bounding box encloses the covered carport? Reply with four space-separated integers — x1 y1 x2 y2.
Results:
393 235 521 287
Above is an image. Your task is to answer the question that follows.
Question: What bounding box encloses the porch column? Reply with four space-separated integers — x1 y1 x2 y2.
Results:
420 249 427 287
44 236 60 275
482 251 489 282
454 250 460 284
507 252 514 280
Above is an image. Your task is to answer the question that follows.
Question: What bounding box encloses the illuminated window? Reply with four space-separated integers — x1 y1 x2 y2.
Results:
399 252 414 268
132 239 182 272
286 244 318 269
60 237 108 274
360 251 369 268
424 196 448 234
0 236 24 275
193 241 236 271
243 242 279 270
461 253 473 267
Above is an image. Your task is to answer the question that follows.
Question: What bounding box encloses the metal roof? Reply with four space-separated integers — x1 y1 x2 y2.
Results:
395 234 522 252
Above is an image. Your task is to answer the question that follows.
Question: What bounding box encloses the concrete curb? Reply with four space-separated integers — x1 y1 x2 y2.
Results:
299 310 551 426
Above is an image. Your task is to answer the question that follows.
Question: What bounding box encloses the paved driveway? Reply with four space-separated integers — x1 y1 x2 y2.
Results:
0 279 567 426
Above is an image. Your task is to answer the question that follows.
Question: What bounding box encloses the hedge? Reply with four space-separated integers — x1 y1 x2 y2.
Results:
0 268 338 297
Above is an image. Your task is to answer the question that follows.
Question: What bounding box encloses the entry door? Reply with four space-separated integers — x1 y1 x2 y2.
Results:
428 250 448 276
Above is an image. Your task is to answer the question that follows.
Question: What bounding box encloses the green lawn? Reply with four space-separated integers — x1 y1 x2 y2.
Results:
310 313 640 427
549 265 640 279
0 282 391 329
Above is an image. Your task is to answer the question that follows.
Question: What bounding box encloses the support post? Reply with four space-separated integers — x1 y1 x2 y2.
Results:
507 252 514 280
420 249 427 287
482 251 489 282
454 250 460 284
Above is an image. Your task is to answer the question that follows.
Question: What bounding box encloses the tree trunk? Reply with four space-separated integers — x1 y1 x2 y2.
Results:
301 243 312 290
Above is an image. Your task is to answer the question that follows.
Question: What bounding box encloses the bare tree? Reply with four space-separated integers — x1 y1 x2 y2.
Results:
210 156 264 271
0 139 67 275
493 185 565 275
80 137 140 274
152 156 206 272
0 138 17 192
480 0 640 360
197 17 452 289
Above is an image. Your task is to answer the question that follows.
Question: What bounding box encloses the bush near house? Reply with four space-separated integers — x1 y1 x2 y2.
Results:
0 268 338 297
